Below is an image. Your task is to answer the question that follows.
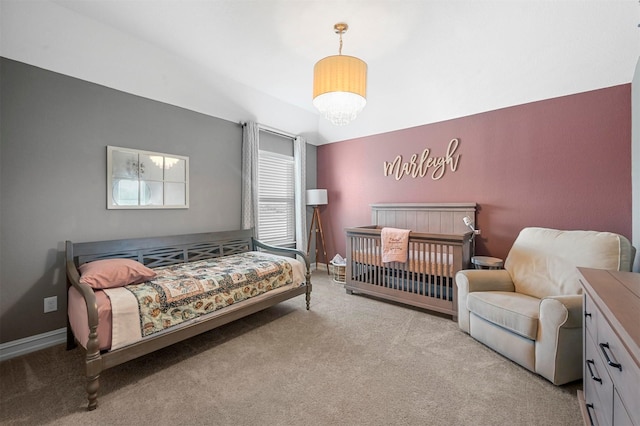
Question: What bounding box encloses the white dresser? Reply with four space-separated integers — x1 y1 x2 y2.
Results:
578 268 640 426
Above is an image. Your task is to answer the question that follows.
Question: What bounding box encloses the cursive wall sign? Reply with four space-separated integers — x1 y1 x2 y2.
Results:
383 138 461 181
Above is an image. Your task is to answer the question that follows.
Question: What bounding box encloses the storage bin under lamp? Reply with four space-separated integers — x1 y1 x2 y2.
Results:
330 260 346 283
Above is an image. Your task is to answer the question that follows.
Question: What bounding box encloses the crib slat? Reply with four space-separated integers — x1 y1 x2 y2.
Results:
407 242 412 293
370 237 376 286
437 243 443 298
403 244 409 293
419 241 426 296
431 243 437 298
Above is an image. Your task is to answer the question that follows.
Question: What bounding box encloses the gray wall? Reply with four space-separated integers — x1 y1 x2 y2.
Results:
0 58 316 343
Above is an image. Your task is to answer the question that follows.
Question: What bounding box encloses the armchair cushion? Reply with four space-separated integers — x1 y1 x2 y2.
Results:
505 227 630 299
467 291 539 340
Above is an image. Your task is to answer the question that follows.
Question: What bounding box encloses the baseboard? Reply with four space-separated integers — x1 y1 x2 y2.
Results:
0 328 67 362
312 262 329 272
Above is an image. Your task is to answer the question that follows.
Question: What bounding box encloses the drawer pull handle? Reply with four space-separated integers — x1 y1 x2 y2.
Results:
586 403 596 426
584 312 592 318
586 360 602 383
598 342 622 371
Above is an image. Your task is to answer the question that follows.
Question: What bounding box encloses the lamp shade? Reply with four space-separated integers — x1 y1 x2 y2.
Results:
313 54 367 126
306 189 328 206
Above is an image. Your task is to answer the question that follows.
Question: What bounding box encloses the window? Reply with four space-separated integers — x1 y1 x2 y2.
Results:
258 150 295 246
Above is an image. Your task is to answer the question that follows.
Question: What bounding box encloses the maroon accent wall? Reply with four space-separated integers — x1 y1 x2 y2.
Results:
317 85 632 261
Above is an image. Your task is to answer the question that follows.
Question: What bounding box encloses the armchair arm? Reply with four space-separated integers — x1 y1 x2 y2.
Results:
539 295 583 329
455 269 514 334
456 269 515 293
535 294 583 385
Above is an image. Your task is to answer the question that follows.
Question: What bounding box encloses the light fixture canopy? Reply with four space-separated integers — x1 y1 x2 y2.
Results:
313 23 367 126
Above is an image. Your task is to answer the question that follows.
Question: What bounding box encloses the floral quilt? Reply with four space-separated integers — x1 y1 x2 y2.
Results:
125 251 294 337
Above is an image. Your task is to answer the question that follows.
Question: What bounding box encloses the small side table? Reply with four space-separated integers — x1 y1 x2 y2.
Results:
471 256 504 270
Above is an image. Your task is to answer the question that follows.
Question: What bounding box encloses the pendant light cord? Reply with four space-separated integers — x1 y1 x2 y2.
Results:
334 23 348 55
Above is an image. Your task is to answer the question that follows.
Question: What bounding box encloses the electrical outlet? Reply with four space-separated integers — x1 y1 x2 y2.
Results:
44 296 57 313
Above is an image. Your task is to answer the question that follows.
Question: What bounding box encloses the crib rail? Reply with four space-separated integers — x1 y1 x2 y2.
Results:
345 226 473 317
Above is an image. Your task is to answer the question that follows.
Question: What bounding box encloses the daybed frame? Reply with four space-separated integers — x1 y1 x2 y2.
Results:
345 203 475 318
66 228 311 410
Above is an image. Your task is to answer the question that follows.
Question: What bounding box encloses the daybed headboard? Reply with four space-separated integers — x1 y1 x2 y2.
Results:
66 229 255 269
371 203 477 234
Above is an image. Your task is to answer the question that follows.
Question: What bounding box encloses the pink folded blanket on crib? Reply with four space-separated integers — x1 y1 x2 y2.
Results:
381 227 411 263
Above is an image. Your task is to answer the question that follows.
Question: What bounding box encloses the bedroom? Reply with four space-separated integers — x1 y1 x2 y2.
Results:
1 1 639 424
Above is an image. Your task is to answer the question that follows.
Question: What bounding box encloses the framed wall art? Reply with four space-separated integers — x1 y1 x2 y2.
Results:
107 146 189 209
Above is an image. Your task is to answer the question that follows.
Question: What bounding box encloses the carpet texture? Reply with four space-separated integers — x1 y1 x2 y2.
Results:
0 271 582 425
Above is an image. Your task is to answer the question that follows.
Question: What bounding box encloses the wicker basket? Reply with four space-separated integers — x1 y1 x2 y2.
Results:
330 261 346 284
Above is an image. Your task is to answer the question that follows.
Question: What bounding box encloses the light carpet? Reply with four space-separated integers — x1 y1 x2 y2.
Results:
0 270 582 425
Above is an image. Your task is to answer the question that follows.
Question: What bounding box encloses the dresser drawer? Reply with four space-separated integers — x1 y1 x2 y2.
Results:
583 293 598 342
585 331 613 425
596 315 640 425
583 392 608 426
613 388 634 426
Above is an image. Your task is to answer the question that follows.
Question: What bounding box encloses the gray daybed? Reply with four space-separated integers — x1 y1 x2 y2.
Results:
66 229 311 410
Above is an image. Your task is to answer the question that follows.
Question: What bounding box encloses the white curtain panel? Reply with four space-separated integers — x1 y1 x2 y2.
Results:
241 121 259 234
294 136 307 254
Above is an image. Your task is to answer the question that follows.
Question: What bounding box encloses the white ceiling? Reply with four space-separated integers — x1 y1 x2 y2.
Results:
1 1 639 144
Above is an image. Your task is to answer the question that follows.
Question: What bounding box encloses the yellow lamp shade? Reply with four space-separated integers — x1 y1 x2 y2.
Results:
313 54 367 126
313 55 367 98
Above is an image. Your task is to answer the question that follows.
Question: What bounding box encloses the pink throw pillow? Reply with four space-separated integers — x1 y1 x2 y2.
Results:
79 258 156 289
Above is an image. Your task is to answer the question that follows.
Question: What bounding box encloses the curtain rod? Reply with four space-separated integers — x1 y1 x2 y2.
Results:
239 121 296 140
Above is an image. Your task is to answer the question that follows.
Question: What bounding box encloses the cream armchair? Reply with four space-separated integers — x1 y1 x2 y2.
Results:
456 227 635 385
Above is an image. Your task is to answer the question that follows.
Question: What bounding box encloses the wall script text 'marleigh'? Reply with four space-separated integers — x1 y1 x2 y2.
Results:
383 138 461 181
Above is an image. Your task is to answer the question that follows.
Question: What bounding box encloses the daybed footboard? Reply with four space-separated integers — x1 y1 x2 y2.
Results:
66 229 311 411
252 238 311 309
345 226 472 318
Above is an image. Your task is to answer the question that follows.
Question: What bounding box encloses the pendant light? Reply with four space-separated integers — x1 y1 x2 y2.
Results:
313 23 367 126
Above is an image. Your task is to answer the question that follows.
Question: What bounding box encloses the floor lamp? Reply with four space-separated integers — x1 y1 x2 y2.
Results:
306 189 329 274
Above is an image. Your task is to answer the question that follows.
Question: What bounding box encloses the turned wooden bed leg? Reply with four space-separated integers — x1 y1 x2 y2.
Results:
304 270 311 310
85 328 102 411
86 373 100 411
